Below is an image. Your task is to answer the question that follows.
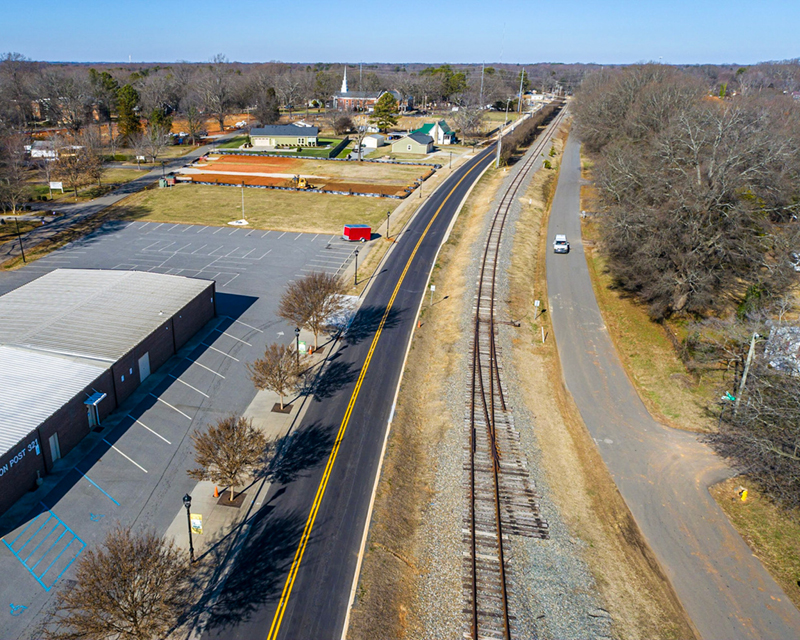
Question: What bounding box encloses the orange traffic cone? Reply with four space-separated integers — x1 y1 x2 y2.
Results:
213 486 219 498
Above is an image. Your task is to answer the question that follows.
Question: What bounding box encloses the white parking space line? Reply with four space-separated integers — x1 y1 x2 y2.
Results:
153 223 165 230
171 243 192 253
191 244 208 254
181 226 192 233
213 228 224 235
294 233 303 240
215 330 252 346
220 273 240 288
186 358 225 378
169 374 210 398
129 415 172 444
277 231 287 239
229 228 239 235
103 439 148 473
240 248 255 258
225 317 264 333
168 223 181 231
150 394 192 420
196 226 208 233
312 234 320 241
203 344 240 361
255 249 272 259
261 230 271 238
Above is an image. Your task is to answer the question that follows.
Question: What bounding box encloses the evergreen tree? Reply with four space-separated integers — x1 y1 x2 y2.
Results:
370 92 399 132
116 84 141 143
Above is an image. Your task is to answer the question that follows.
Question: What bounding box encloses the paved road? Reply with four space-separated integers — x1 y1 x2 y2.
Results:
0 135 236 263
198 143 501 640
546 134 800 640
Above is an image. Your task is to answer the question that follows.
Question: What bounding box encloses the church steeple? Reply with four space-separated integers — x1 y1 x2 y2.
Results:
341 66 348 93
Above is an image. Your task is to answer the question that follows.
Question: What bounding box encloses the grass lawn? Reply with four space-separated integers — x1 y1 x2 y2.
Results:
0 217 41 243
710 477 800 610
216 135 249 149
107 183 402 234
28 168 147 203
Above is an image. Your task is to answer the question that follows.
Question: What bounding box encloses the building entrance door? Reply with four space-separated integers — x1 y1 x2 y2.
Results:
138 352 151 383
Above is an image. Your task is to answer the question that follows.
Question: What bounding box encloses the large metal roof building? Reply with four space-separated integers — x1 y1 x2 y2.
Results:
0 269 216 515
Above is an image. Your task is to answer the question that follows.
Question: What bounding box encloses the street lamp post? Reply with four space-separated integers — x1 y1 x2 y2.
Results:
294 327 300 365
13 216 26 263
385 210 391 240
449 151 452 169
182 494 194 562
161 161 166 178
353 248 359 286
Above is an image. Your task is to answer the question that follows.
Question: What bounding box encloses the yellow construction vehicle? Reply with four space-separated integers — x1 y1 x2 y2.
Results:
292 175 312 189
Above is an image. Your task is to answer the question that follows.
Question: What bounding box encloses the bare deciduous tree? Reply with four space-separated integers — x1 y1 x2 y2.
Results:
711 361 800 509
451 106 487 139
200 54 233 133
42 527 191 640
278 271 346 349
0 133 31 213
247 343 305 409
142 121 169 163
188 415 268 502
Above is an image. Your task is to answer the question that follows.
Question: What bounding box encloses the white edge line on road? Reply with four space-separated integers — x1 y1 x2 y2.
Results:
150 394 192 419
168 374 210 398
340 122 541 639
186 358 225 378
103 439 148 473
129 415 172 444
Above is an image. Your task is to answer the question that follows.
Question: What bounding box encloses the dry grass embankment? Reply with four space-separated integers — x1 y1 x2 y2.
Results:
508 127 695 640
710 478 800 610
346 163 507 639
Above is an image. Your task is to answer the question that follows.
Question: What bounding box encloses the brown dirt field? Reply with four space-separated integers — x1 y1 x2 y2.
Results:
171 113 253 135
188 175 288 187
206 155 301 169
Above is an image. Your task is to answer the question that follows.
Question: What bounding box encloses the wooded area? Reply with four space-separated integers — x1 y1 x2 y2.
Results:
574 62 800 508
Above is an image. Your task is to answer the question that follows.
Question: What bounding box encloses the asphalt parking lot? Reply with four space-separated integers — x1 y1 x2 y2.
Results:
0 221 361 638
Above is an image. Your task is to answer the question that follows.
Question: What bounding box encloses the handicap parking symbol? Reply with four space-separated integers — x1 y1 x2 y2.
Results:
90 513 105 522
10 603 27 616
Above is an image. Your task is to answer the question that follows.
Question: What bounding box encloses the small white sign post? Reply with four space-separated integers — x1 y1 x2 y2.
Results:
136 155 146 169
49 181 64 197
430 284 435 306
534 299 540 320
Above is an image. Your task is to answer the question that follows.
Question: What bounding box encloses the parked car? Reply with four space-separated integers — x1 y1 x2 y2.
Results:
553 234 570 254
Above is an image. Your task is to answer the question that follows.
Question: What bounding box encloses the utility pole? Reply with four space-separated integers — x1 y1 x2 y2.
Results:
495 134 502 169
517 68 525 112
734 332 758 413
14 216 26 263
479 62 485 107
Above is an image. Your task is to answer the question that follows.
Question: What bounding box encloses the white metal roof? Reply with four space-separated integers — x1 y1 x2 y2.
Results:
0 346 106 455
0 269 212 362
0 269 213 457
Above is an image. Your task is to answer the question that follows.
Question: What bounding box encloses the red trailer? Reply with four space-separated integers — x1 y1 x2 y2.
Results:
343 224 371 242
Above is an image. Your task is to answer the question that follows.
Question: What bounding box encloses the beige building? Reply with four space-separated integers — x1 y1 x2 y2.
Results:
391 132 433 154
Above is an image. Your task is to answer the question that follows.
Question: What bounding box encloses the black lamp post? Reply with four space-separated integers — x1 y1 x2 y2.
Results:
161 161 166 178
13 216 26 264
183 493 194 562
385 210 391 240
353 248 359 286
295 327 300 365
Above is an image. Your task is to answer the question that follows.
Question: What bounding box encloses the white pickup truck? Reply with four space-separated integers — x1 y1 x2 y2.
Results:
553 234 570 254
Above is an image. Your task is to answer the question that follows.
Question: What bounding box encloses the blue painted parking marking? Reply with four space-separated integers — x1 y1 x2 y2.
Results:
9 603 26 616
75 469 120 506
2 509 86 592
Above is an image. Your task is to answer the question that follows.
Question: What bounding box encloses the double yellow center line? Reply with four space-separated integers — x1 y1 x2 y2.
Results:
266 150 490 640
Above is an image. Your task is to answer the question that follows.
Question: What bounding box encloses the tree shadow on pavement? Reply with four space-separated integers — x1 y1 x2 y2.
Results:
189 508 306 635
267 422 334 486
343 304 402 346
300 359 358 401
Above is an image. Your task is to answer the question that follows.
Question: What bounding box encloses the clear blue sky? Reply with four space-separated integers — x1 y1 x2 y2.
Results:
1 0 797 65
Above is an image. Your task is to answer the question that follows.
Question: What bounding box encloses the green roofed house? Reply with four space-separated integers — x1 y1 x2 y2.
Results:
250 124 319 148
412 120 456 145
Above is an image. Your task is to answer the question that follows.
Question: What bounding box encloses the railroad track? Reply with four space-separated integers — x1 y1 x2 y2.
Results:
463 106 567 640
